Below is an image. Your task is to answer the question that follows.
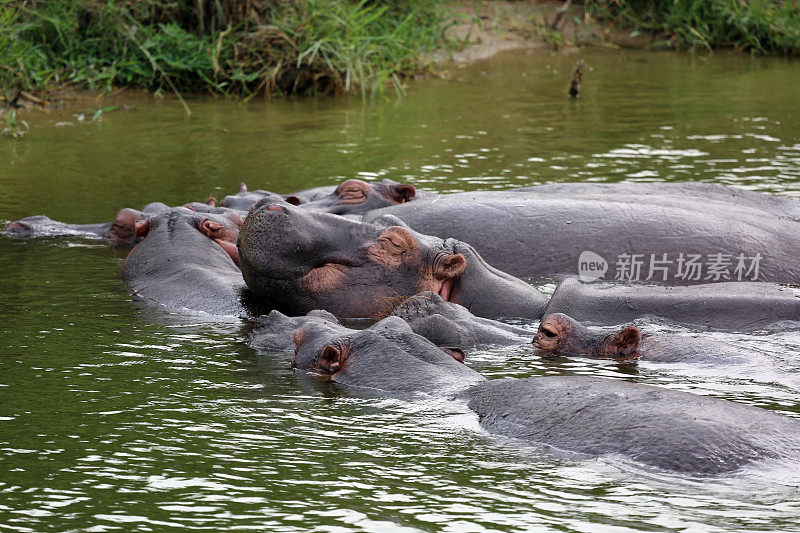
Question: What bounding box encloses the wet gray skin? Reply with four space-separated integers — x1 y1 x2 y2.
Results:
295 318 800 475
121 207 247 317
247 309 342 353
294 316 477 395
237 198 548 320
3 215 113 240
544 278 800 332
4 202 171 244
290 178 428 215
218 182 292 211
533 312 762 364
390 291 534 347
512 182 800 222
220 178 426 215
363 185 800 283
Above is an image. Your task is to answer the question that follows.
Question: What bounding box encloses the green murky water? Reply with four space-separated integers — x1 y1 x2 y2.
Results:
2 49 800 531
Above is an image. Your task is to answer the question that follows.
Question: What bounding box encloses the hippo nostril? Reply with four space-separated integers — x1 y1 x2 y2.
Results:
542 327 557 338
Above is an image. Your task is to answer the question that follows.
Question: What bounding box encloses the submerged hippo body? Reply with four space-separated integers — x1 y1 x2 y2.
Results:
122 207 247 317
3 215 112 240
534 313 763 364
467 376 800 475
544 278 800 331
364 189 800 283
294 317 800 475
237 198 548 320
513 182 800 222
4 202 171 244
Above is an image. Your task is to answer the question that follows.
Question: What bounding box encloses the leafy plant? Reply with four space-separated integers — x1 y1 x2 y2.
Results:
1 109 29 138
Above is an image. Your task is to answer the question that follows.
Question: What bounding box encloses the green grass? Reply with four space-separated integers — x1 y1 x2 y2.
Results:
0 0 452 99
585 0 800 54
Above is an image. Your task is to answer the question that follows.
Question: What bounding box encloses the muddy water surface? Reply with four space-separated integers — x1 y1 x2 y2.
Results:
2 49 800 531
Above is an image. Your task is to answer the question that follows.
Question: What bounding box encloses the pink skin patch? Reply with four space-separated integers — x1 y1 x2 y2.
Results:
266 205 285 212
200 219 241 268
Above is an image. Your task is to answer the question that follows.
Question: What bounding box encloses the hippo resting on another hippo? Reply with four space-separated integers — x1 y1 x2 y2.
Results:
237 198 800 328
121 206 249 317
390 292 534 347
218 178 424 215
364 186 800 284
285 314 800 475
237 197 549 320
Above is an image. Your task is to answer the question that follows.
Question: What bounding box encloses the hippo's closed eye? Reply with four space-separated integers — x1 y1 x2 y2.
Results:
378 227 415 252
369 226 417 266
335 180 369 203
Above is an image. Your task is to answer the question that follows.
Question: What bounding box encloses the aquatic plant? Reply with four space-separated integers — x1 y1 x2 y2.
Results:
1 108 29 138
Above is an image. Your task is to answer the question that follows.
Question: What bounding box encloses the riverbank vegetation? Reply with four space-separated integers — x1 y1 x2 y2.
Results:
2 1 799 105
0 0 450 100
585 0 800 54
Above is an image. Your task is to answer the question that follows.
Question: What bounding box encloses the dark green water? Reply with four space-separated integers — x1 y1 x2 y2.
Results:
2 49 800 531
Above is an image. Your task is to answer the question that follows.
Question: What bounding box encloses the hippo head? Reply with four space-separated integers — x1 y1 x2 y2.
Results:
3 216 53 238
218 183 282 211
124 207 243 271
105 208 151 245
289 178 416 215
293 316 480 395
238 199 470 319
533 313 642 358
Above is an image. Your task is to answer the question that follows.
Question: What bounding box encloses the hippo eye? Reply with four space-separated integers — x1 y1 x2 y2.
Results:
378 236 406 254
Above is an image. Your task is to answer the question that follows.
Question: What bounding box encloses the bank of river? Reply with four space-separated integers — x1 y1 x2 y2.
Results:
1 49 800 531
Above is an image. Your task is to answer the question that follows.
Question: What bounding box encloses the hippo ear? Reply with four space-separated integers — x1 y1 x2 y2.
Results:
134 219 150 239
200 219 223 237
285 196 302 206
439 346 465 363
314 344 347 374
205 195 216 207
238 182 248 193
437 253 466 279
608 326 642 356
391 184 416 203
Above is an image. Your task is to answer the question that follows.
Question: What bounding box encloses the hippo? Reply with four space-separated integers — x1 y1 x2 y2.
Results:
293 315 800 475
237 198 549 320
293 316 474 391
390 291 534 347
4 202 172 244
121 207 247 317
218 183 287 211
544 278 800 331
3 215 113 240
288 178 424 215
363 188 800 284
219 178 424 215
247 309 342 353
533 312 763 364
